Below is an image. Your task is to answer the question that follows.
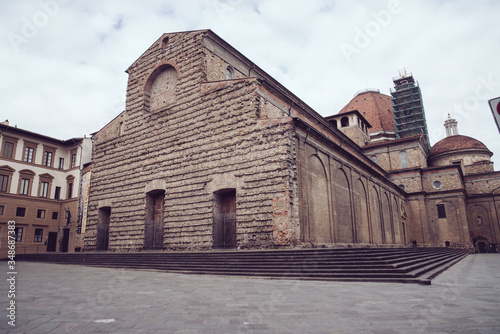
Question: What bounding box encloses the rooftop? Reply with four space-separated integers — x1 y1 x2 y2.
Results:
429 135 492 158
338 90 395 133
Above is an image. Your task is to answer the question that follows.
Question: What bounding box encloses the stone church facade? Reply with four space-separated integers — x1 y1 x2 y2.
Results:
84 30 499 252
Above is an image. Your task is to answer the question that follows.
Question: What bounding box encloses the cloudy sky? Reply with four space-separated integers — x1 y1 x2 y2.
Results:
2 0 499 167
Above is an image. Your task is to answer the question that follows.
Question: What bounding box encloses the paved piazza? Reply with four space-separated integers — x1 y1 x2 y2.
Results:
1 254 499 333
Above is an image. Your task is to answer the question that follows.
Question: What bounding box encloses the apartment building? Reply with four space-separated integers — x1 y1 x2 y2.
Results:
0 120 91 257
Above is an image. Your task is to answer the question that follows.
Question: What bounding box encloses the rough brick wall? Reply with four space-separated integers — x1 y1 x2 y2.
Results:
85 31 298 251
422 168 464 193
465 172 500 195
466 198 500 246
464 161 495 175
364 138 427 172
389 171 423 193
424 195 469 246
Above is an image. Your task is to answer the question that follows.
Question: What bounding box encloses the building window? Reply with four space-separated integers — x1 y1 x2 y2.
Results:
16 207 26 217
52 212 59 220
398 184 406 191
400 151 408 168
0 205 4 215
38 173 53 199
40 181 49 198
0 166 14 193
476 216 483 226
19 178 30 195
14 227 23 242
432 181 442 190
226 66 234 80
54 186 61 200
66 175 75 199
37 209 46 219
2 141 14 159
17 169 35 196
34 228 43 242
71 154 76 168
0 174 8 192
161 36 169 50
437 204 446 219
371 156 378 163
24 146 35 163
43 151 53 167
341 116 349 127
59 158 65 170
1 136 17 159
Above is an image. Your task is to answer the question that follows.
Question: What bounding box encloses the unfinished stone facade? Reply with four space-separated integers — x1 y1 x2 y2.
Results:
84 30 498 253
84 30 408 252
85 31 299 251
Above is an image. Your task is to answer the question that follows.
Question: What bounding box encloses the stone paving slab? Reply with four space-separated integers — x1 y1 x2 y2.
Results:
0 254 499 333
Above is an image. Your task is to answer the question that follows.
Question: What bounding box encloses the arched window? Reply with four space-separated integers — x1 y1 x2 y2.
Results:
161 36 169 50
226 66 234 80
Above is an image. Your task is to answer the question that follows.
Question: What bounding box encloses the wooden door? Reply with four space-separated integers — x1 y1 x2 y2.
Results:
60 228 70 252
96 208 110 251
145 193 164 250
47 232 57 252
153 193 164 249
221 192 236 249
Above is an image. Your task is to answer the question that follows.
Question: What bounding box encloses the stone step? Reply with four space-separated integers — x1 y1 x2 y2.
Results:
15 247 467 284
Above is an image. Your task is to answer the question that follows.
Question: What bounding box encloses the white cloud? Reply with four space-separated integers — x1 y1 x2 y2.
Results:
1 0 499 167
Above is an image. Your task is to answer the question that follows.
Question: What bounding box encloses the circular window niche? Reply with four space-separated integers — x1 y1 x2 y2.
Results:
432 181 442 190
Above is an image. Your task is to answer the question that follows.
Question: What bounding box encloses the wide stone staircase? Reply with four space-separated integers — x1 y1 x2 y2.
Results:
16 247 467 285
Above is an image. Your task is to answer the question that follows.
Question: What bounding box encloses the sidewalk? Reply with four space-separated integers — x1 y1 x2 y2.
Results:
1 254 499 333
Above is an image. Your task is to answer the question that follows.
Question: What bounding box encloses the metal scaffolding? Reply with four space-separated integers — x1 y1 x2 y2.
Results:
390 70 430 147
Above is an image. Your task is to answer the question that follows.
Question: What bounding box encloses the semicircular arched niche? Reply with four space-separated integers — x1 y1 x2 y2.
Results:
145 64 178 111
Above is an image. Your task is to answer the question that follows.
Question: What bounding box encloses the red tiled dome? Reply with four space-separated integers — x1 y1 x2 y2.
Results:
429 135 491 157
338 90 395 133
